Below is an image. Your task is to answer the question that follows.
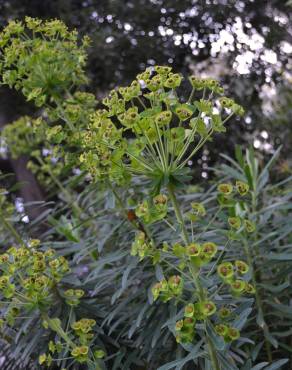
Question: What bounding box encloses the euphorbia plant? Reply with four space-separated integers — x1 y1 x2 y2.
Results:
83 65 252 369
0 17 272 369
77 65 244 188
0 195 105 369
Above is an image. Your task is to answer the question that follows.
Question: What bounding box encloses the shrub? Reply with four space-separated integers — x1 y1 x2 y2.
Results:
0 18 291 370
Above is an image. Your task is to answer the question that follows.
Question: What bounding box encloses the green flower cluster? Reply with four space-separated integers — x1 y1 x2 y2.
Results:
217 180 256 239
217 180 249 198
64 288 85 306
187 202 206 221
135 194 168 224
0 93 98 185
27 147 65 187
171 241 218 269
151 275 184 302
175 301 216 343
39 318 105 367
215 306 240 342
1 116 70 187
1 116 46 159
0 17 89 106
0 239 70 325
130 231 155 260
215 324 240 343
78 108 126 183
76 65 243 188
71 318 105 364
47 91 97 130
186 241 217 267
217 260 255 296
1 17 244 192
227 216 255 233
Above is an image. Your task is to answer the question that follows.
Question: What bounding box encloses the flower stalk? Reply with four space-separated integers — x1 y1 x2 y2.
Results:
166 184 220 370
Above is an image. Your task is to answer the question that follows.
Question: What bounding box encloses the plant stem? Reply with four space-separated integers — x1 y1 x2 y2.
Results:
166 184 189 245
243 239 272 362
41 312 75 348
206 332 221 370
177 129 214 169
166 184 220 370
188 263 205 302
55 99 76 132
154 121 168 170
249 184 272 362
187 87 195 104
107 182 155 246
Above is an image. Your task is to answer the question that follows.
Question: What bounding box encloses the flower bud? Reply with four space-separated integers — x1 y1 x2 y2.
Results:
215 324 228 336
235 260 249 274
190 202 206 217
183 317 195 328
155 111 172 126
0 275 9 289
244 282 256 294
135 201 149 218
184 303 195 318
189 76 205 90
236 181 249 196
71 347 80 357
0 254 9 264
175 105 193 121
244 219 256 233
228 217 241 230
217 183 233 195
186 243 201 257
219 307 231 319
29 239 41 248
175 319 183 331
230 279 246 295
75 289 84 298
153 194 168 205
217 262 234 281
227 327 240 341
168 275 183 295
64 289 74 297
164 73 182 88
44 249 55 257
39 353 47 365
136 69 151 81
200 301 216 317
79 346 89 355
146 75 162 91
187 243 203 266
202 242 217 259
48 340 55 353
155 66 172 75
219 97 234 109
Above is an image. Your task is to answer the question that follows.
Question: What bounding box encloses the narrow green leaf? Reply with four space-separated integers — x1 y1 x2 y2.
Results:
264 359 289 370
